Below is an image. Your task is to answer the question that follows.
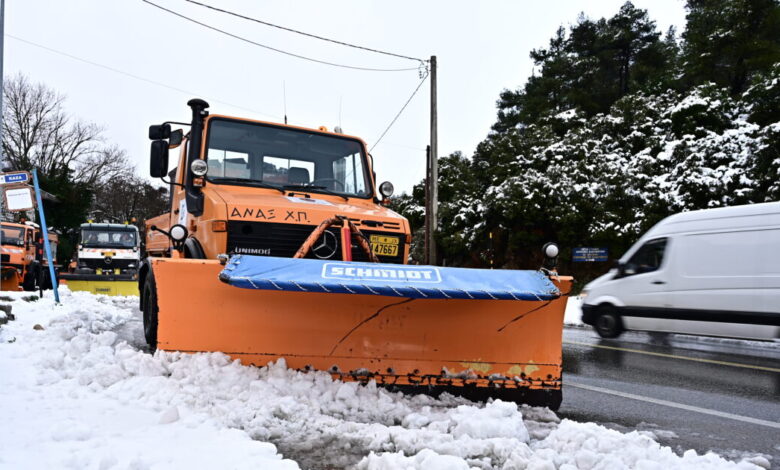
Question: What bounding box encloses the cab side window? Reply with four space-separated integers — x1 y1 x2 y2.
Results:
623 238 667 276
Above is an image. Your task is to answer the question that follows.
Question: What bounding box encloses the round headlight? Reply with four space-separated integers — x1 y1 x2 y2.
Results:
169 224 188 242
379 181 394 198
543 242 559 258
191 159 208 176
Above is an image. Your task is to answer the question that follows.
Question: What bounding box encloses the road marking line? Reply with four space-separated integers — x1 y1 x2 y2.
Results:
563 340 780 373
567 381 780 429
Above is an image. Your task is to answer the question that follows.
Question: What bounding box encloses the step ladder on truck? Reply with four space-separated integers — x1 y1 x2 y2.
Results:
140 99 572 409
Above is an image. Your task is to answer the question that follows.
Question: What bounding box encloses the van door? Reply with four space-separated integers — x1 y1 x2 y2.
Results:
614 237 672 313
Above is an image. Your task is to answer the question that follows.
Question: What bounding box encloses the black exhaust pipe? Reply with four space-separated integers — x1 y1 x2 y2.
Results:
185 98 209 217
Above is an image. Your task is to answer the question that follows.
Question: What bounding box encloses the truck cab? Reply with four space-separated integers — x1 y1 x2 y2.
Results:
71 223 141 279
1 221 58 291
142 99 410 271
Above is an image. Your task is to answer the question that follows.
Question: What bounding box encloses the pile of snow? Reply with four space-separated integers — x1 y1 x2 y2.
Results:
0 289 765 469
563 296 584 326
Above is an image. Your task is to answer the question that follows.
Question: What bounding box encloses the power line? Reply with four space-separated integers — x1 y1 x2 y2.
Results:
6 34 281 120
184 0 425 64
141 0 420 73
370 71 429 152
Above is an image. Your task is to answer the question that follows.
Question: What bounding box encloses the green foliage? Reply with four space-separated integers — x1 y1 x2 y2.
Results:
682 0 780 94
494 2 674 131
35 168 93 262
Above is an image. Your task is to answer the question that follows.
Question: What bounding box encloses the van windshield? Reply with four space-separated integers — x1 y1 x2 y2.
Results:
205 119 371 199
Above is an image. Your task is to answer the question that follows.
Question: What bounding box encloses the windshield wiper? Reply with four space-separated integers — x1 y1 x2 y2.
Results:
209 177 285 194
282 184 349 201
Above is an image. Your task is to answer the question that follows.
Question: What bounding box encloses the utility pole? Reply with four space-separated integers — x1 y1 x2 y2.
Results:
424 145 430 263
1 0 5 258
0 0 4 171
426 55 438 266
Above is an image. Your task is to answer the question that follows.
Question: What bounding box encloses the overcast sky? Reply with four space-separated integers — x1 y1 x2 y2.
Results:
6 0 687 193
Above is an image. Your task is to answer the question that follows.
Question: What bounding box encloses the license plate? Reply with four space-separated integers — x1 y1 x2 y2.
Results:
369 235 399 257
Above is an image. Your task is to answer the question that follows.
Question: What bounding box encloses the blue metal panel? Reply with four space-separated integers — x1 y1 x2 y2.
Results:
219 255 560 301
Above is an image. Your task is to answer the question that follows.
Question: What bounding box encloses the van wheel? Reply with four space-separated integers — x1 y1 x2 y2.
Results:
594 306 623 339
141 271 159 352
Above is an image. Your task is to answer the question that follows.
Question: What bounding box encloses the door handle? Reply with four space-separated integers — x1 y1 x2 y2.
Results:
652 280 666 285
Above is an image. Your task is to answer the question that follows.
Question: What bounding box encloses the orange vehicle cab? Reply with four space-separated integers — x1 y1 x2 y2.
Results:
1 221 57 291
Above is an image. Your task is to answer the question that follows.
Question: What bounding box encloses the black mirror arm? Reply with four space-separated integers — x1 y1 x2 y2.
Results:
161 175 184 188
150 225 185 252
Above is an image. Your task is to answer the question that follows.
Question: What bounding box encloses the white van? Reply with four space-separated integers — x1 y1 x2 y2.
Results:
581 202 780 340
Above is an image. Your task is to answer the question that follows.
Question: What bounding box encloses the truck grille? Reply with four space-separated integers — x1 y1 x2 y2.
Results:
226 221 405 264
81 258 137 270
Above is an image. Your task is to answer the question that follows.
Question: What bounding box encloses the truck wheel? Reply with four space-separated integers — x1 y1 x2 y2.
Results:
22 266 38 291
594 305 623 339
141 271 159 352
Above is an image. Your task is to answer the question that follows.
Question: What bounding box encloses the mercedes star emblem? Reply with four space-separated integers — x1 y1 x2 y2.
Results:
312 230 338 259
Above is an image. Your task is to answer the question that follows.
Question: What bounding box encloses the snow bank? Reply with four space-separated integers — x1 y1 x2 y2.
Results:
563 296 584 326
0 289 764 469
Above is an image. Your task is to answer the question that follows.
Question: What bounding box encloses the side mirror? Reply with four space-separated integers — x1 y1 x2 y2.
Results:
150 140 169 178
614 261 625 277
169 129 184 148
149 124 171 140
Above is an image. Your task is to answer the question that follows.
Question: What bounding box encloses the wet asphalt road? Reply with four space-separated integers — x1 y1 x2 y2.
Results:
559 326 780 465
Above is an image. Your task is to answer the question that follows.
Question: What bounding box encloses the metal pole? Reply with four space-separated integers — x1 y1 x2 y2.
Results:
424 145 430 263
0 0 6 262
0 0 4 169
428 55 438 265
32 169 60 303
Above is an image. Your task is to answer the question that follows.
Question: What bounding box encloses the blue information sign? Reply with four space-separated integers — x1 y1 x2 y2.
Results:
1 172 29 185
573 247 608 262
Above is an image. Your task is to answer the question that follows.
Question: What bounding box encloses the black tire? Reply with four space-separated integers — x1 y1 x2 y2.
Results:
141 270 159 352
545 388 563 411
593 305 623 339
183 238 206 259
22 266 38 291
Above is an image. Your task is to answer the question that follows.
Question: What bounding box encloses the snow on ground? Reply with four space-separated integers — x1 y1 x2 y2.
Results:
564 296 584 326
0 288 766 470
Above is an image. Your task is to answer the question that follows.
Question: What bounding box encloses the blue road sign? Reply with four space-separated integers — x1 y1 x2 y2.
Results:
1 172 29 185
573 247 608 262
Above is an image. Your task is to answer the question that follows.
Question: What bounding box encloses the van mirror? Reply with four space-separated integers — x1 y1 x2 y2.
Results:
150 140 169 178
615 261 627 277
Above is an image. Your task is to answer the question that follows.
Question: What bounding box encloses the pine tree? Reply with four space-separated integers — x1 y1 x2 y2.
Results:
682 0 780 94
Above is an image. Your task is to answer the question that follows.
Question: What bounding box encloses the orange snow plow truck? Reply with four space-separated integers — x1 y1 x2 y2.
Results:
1 221 58 291
140 99 572 409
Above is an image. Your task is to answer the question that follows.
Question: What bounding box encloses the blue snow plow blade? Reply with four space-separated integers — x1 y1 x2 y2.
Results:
219 255 560 301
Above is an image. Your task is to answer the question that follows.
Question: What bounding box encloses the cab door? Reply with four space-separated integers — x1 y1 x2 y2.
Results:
613 237 672 312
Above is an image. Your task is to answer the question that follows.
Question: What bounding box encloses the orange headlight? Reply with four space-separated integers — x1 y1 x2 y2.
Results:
211 220 227 232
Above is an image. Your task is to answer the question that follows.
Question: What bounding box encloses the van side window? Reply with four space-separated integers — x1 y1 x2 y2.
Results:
624 238 667 276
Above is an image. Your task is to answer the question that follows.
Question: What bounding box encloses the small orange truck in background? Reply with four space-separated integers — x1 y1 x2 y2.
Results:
139 98 571 409
1 221 58 291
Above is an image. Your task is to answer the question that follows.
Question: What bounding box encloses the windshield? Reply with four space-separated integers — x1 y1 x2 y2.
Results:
205 119 372 198
1 224 26 246
81 229 137 248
